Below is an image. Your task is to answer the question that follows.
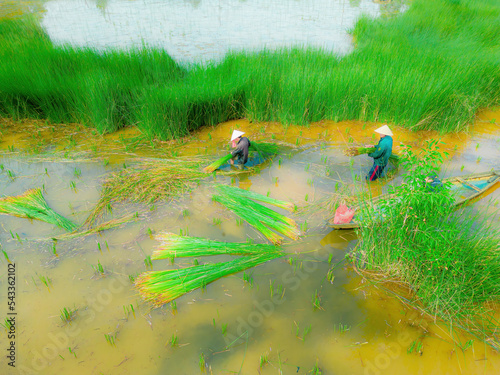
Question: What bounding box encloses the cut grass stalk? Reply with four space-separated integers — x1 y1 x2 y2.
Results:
135 253 283 306
153 233 281 259
0 188 77 231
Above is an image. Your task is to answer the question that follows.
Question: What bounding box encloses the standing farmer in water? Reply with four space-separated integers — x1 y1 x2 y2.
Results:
229 130 250 168
365 125 393 182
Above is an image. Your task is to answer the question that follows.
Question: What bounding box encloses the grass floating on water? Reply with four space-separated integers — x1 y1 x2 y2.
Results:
135 253 283 306
212 185 300 244
0 188 77 231
153 233 281 259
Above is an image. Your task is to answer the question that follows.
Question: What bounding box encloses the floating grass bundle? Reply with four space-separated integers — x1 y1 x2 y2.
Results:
344 146 400 163
203 154 232 173
203 142 281 173
0 188 77 231
212 186 300 244
136 253 283 306
215 184 295 211
85 157 206 226
153 233 281 259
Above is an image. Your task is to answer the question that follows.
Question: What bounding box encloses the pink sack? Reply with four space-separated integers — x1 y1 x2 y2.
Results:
333 204 355 224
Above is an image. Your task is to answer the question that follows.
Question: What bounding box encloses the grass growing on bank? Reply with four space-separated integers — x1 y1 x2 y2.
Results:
1 0 499 139
353 141 500 349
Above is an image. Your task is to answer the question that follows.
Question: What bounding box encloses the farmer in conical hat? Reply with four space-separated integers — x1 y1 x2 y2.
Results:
229 130 251 168
365 124 393 181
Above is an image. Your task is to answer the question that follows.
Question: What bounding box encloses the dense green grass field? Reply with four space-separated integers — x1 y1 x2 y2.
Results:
1 0 499 139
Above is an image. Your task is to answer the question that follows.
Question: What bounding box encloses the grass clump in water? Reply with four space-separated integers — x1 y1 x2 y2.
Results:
353 141 500 349
0 188 77 231
135 253 283 306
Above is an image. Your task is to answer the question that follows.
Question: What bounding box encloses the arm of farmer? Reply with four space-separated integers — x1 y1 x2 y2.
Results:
230 145 244 164
367 141 388 159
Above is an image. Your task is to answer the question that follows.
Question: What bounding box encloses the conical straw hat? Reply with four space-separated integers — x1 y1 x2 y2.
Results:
231 130 245 141
374 125 393 136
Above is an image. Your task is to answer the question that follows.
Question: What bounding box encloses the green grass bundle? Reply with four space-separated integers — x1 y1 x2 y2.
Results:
212 186 300 244
136 253 283 306
85 157 206 226
0 188 77 231
215 184 295 211
203 142 280 173
153 233 281 259
344 146 400 163
203 154 232 173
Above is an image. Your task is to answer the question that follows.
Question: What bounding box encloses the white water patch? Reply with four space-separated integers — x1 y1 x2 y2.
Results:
39 0 389 64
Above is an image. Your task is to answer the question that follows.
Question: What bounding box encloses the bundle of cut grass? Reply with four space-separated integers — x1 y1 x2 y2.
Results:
344 146 400 163
215 184 295 211
0 188 77 231
153 233 280 259
212 186 300 244
203 142 280 173
135 253 283 306
85 157 206 226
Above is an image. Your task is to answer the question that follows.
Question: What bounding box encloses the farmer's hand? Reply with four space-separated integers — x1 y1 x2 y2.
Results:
364 144 374 148
229 159 234 165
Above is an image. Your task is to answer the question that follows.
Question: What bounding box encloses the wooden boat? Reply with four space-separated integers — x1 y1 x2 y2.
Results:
327 170 500 230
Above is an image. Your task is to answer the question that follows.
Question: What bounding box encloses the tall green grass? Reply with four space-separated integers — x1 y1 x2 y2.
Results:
1 0 499 138
353 141 500 349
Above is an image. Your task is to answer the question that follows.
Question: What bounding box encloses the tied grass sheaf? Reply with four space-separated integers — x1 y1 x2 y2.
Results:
0 188 77 231
1 0 499 139
135 186 294 306
353 141 500 349
136 253 283 307
153 233 280 259
212 185 299 245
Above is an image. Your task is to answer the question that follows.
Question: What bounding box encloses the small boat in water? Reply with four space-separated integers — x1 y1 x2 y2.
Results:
327 170 500 230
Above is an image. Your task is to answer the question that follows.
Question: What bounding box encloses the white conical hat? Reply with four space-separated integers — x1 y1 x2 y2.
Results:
374 125 393 136
231 130 245 141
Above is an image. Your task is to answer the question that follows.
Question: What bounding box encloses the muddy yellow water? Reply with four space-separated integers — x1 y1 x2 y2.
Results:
0 111 500 375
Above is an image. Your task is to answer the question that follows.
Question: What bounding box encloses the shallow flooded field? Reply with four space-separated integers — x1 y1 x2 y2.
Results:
0 111 499 374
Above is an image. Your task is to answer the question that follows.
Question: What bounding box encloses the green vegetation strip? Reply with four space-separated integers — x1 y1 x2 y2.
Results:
2 0 499 138
153 233 281 259
353 144 500 349
0 188 77 231
135 253 283 306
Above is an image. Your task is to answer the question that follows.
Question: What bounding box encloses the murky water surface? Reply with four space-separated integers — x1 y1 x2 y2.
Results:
0 111 499 374
1 0 408 64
